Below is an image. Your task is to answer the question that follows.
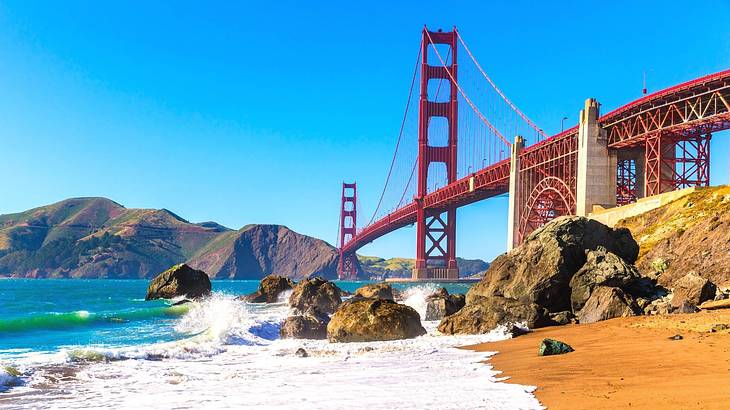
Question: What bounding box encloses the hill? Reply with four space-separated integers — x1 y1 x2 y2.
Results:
0 198 338 279
617 186 730 287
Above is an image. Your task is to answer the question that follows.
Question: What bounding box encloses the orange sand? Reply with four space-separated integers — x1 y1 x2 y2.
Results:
468 310 730 409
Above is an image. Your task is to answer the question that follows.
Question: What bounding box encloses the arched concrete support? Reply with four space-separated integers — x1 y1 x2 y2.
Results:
506 135 524 251
576 98 617 216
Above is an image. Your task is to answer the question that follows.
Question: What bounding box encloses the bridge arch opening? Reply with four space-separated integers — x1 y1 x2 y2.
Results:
518 176 575 243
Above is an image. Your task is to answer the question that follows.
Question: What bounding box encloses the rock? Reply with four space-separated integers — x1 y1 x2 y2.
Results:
244 275 295 303
668 334 683 340
353 283 394 301
145 264 211 300
671 273 717 308
425 288 466 321
327 298 426 343
699 299 730 310
468 217 639 315
549 310 575 326
438 296 552 335
672 301 699 314
280 307 329 340
576 286 640 324
538 338 574 356
508 324 530 338
710 324 730 332
294 348 308 358
171 299 193 306
289 277 342 315
569 247 642 312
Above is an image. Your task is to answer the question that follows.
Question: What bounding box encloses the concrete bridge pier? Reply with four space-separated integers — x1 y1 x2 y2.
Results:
506 135 524 251
576 98 617 216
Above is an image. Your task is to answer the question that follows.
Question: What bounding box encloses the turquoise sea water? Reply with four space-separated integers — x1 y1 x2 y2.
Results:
0 279 474 362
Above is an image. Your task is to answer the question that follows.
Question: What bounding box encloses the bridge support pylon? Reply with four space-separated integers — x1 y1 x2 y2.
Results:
338 182 358 280
576 98 617 216
507 135 525 251
413 27 459 280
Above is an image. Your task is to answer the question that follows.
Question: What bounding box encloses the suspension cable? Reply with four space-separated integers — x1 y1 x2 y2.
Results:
365 42 422 227
424 30 511 147
455 29 547 140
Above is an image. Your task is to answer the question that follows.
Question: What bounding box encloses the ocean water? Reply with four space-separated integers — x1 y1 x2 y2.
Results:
0 279 541 409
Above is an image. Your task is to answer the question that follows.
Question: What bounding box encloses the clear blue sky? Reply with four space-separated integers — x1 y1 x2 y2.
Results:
1 1 729 262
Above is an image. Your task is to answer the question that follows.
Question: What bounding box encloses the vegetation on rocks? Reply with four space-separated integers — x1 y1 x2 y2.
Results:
618 186 730 287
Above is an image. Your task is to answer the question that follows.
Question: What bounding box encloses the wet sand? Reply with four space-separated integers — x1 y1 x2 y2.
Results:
468 310 730 409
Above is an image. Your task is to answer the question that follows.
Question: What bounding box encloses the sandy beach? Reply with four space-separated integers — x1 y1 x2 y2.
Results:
469 309 730 409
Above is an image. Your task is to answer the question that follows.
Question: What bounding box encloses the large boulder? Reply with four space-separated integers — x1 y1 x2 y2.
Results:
438 296 552 335
467 216 639 314
576 286 640 324
425 288 466 321
280 307 329 340
327 298 426 342
145 264 211 300
569 247 642 312
289 277 342 314
244 275 295 303
671 273 717 308
354 283 394 301
439 217 643 334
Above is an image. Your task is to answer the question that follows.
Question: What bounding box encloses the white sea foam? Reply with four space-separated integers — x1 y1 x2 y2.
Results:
0 290 543 410
400 284 441 318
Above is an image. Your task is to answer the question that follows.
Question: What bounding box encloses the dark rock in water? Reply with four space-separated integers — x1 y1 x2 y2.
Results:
668 334 683 340
327 298 426 343
425 288 466 321
145 264 211 300
353 283 394 301
672 301 699 314
549 311 575 326
438 296 552 335
538 338 574 356
294 348 308 358
172 299 193 306
289 277 342 314
576 286 640 324
507 324 530 338
671 273 717 308
570 247 642 312
280 307 330 340
244 275 295 303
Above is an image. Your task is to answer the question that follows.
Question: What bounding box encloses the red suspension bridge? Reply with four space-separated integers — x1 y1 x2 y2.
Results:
338 26 730 280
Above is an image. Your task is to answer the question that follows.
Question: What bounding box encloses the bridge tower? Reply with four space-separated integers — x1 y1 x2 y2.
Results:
338 182 358 280
413 28 459 280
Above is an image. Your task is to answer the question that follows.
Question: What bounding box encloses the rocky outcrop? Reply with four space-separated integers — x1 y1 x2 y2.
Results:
617 186 730 288
425 288 466 321
280 307 329 340
576 286 641 324
243 275 295 303
145 264 211 300
289 277 342 314
570 248 642 312
438 296 552 335
439 217 653 334
671 273 717 308
353 283 394 301
327 298 426 343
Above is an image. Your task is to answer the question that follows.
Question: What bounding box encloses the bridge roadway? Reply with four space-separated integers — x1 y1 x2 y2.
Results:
342 69 730 255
